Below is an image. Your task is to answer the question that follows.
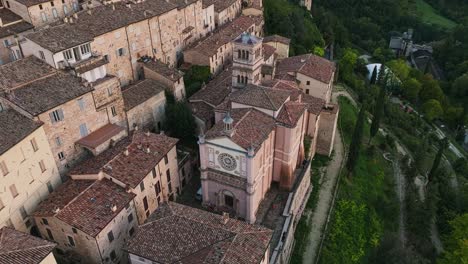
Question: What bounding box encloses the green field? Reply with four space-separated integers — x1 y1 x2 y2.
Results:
415 0 457 29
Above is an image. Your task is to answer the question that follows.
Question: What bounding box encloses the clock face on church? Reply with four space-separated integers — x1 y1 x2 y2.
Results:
218 153 237 171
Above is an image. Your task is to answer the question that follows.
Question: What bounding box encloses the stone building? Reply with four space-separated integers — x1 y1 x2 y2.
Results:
0 109 61 233
276 53 336 103
242 0 263 16
263 34 290 59
125 202 272 264
0 226 57 263
191 32 339 223
69 131 181 224
0 0 79 27
184 15 263 75
33 179 138 264
122 79 166 132
0 56 127 173
0 8 33 64
202 0 242 28
139 58 186 99
19 0 214 86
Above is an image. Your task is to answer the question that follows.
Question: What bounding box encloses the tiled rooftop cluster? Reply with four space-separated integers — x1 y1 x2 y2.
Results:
202 0 239 12
0 227 56 264
71 131 178 188
187 15 262 57
34 179 135 237
276 53 336 84
126 202 272 264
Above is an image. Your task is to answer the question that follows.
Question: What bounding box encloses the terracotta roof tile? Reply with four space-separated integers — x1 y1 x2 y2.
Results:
76 123 126 149
202 0 239 12
276 54 335 84
103 132 178 188
186 16 261 57
276 101 307 128
0 109 42 155
122 79 166 110
230 84 290 111
0 56 55 91
302 94 326 115
263 44 276 60
26 0 179 53
34 179 135 237
1 69 93 116
263 34 290 45
190 101 215 122
189 67 232 107
126 202 272 264
0 227 56 264
140 59 184 82
205 108 275 152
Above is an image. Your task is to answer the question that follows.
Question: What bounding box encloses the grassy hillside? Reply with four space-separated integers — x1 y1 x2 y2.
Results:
415 0 457 29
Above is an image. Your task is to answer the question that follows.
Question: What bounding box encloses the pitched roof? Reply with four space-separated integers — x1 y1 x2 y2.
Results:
276 101 307 128
190 101 214 122
122 79 166 110
0 109 42 155
76 123 126 149
0 20 33 39
125 202 272 264
189 67 232 107
141 59 184 81
185 16 260 57
26 0 179 53
3 72 93 115
13 0 59 7
103 132 178 188
205 108 276 152
230 84 290 111
276 54 335 84
69 137 132 175
302 94 326 115
263 34 290 45
0 8 23 25
263 44 276 60
0 227 56 264
34 179 135 237
0 56 55 91
202 0 239 12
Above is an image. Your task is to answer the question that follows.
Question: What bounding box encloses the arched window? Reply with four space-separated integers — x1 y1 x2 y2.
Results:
241 50 245 59
245 51 249 60
238 50 241 59
237 75 241 84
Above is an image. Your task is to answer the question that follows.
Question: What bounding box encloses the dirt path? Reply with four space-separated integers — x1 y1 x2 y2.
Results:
302 92 346 264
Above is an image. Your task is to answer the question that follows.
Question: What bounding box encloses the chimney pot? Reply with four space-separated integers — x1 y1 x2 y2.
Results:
145 131 150 137
222 212 229 224
146 146 151 153
124 149 129 156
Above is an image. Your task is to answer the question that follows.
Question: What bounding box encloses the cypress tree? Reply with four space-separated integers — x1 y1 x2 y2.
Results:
427 138 449 183
370 66 378 84
376 62 386 86
369 76 387 143
346 104 367 176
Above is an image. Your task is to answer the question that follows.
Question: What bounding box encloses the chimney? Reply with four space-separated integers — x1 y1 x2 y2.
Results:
111 205 117 212
112 4 115 10
124 148 129 156
222 212 229 224
0 18 3 27
73 13 78 19
63 17 69 23
145 131 150 137
146 145 151 154
87 9 92 15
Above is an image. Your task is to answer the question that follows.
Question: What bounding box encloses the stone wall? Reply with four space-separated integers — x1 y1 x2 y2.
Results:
126 91 165 132
0 125 61 232
316 106 339 156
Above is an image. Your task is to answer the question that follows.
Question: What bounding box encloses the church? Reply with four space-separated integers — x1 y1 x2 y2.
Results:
191 32 339 223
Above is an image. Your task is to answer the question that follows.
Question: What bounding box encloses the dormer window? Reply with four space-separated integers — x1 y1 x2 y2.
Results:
63 49 73 61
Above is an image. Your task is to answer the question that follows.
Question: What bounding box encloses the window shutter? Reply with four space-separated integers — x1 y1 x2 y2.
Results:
49 112 56 123
58 109 64 120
